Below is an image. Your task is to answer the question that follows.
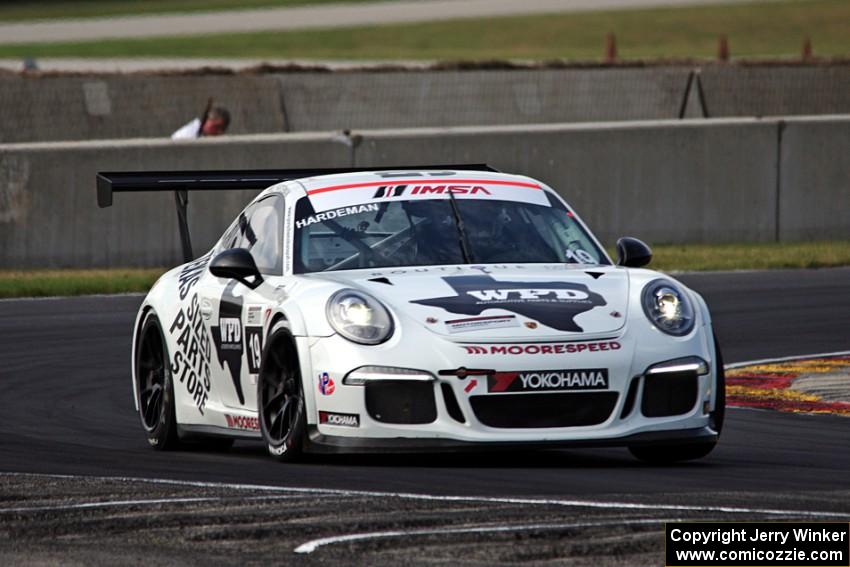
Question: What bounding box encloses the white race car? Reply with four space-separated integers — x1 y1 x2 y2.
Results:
98 165 724 463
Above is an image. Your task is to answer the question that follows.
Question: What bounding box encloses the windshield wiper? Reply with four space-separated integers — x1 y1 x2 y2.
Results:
446 191 473 263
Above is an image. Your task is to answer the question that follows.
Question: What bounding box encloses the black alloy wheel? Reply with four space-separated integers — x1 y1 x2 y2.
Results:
259 324 306 461
136 313 179 450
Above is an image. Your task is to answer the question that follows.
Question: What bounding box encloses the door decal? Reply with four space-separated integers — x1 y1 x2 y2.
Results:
211 281 246 405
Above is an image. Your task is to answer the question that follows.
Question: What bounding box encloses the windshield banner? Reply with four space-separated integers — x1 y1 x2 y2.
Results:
301 175 551 212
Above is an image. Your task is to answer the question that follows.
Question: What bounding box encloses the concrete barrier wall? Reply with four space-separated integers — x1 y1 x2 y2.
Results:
276 68 690 131
353 120 778 244
0 116 846 269
6 64 850 144
0 75 286 143
0 134 351 268
779 116 850 241
699 66 850 118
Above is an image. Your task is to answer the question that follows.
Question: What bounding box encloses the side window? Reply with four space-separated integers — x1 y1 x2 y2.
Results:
246 197 283 274
220 215 245 251
223 196 284 274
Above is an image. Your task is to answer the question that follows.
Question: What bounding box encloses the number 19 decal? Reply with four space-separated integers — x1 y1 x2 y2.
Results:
245 327 263 374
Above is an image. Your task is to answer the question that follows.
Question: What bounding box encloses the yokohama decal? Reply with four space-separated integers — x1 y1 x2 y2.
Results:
462 341 621 355
488 369 609 392
319 411 359 427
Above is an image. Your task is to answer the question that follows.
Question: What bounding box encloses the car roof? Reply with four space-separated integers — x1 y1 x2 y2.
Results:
297 168 538 187
285 169 556 213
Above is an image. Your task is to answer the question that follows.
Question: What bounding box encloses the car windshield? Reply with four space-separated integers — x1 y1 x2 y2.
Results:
293 193 608 273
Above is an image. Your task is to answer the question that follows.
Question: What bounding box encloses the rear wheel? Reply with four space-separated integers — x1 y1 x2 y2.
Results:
258 321 306 462
629 335 726 464
136 312 179 450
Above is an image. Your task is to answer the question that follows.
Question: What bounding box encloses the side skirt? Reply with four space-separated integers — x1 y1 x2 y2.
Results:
177 423 263 441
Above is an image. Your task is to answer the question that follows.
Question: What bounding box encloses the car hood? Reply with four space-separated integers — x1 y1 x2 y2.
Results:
315 264 629 341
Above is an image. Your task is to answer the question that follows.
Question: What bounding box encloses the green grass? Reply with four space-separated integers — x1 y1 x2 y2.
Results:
633 241 850 273
1 0 847 60
0 268 166 299
2 241 849 298
0 0 386 22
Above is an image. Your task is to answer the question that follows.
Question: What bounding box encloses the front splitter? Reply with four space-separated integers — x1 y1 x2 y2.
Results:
304 425 718 454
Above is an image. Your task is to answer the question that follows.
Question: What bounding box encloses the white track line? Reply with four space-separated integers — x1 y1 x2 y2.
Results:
726 350 850 369
2 472 846 519
294 517 677 554
1 497 215 514
0 494 320 514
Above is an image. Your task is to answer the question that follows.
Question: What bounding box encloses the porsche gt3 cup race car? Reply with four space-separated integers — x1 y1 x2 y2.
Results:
98 165 724 463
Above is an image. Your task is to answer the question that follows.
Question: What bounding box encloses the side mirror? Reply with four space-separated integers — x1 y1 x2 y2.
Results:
209 248 263 289
616 237 652 268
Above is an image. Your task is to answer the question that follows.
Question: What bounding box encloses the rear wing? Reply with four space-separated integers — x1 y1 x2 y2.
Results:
97 165 498 263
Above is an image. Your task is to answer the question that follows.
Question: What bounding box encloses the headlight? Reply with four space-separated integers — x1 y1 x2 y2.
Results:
641 279 695 336
326 289 394 345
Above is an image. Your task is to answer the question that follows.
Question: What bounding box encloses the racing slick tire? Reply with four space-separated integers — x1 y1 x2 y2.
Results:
629 334 726 464
258 320 306 462
135 312 180 451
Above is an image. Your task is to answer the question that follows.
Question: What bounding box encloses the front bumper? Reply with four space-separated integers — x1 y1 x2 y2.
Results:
300 325 717 450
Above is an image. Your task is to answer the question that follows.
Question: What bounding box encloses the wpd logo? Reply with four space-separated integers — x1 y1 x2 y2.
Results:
318 372 335 396
412 275 606 332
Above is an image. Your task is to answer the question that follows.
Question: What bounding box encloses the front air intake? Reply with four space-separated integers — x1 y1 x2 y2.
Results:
441 383 466 424
641 371 699 417
365 381 437 424
470 393 618 428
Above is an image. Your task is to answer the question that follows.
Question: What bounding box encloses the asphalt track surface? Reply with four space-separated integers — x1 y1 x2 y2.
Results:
0 0 771 45
1 267 849 565
2 266 850 491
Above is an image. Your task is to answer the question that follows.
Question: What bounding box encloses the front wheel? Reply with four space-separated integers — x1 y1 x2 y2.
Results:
136 312 179 450
629 334 726 464
258 321 306 462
